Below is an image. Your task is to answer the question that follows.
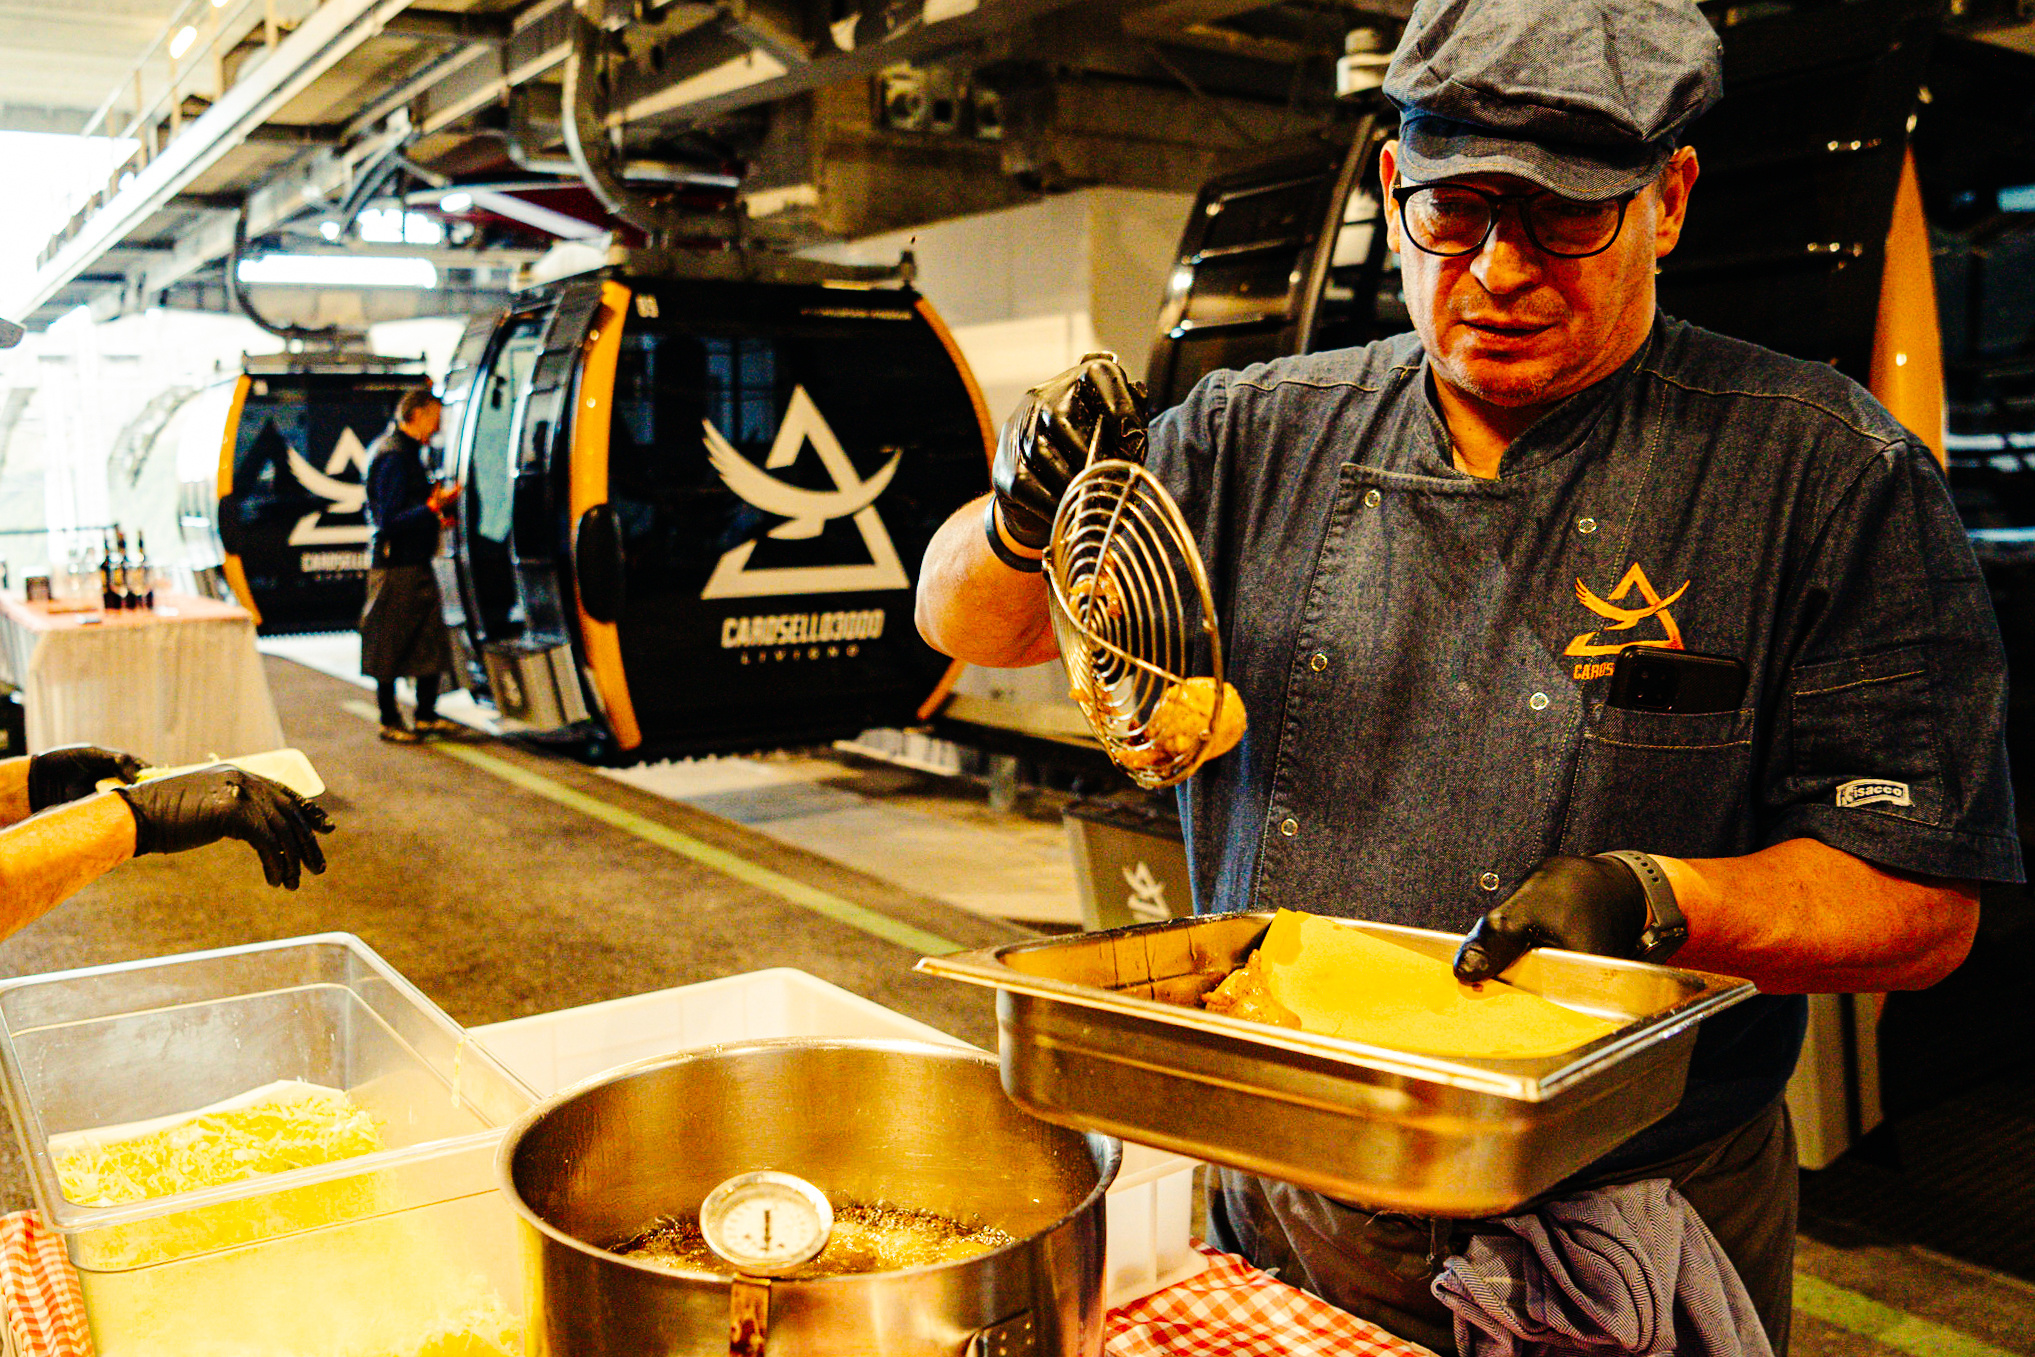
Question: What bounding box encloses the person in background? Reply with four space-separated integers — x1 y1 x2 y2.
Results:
361 387 460 743
0 744 334 940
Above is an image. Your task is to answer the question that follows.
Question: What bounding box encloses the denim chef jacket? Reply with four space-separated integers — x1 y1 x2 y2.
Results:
1146 314 2022 1174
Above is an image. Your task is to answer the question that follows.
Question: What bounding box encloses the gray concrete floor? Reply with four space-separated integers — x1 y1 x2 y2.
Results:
3 654 2032 1356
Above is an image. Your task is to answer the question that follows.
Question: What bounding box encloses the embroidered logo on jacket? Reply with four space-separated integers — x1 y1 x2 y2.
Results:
1835 779 1913 809
1566 563 1691 678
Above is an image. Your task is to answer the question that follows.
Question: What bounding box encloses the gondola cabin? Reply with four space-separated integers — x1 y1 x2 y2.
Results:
183 358 429 633
439 270 992 761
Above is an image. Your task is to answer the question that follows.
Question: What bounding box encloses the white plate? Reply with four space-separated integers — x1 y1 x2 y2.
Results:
99 748 324 799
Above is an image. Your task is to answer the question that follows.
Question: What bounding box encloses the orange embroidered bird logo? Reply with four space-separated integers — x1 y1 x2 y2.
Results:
1566 564 1689 677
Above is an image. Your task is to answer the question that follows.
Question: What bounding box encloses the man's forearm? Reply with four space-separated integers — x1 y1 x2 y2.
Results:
1656 838 1978 993
0 792 136 941
0 758 31 826
914 494 1062 668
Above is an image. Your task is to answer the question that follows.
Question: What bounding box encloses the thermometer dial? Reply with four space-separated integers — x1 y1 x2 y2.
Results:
699 1171 833 1277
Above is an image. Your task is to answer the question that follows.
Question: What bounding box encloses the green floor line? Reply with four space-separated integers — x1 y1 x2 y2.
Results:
340 701 962 956
1793 1273 2018 1357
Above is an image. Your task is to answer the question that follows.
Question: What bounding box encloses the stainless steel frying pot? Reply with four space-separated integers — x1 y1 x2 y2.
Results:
497 1038 1120 1356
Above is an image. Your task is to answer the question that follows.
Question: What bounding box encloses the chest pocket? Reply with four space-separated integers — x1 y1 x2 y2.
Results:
1558 703 1757 859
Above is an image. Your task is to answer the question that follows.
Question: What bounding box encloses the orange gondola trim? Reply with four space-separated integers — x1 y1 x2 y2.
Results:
214 374 261 625
570 281 642 750
1868 147 1946 470
915 296 996 470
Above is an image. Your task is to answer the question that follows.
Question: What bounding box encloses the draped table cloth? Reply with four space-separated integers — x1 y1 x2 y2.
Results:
0 594 285 768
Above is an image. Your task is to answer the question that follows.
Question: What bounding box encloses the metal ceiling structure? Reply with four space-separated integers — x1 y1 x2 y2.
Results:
4 0 2033 334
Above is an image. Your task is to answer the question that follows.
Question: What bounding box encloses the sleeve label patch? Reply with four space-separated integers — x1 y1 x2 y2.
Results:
1836 778 1913 809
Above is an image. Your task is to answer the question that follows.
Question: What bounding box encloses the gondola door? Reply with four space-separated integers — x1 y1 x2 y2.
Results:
442 283 603 731
441 305 537 693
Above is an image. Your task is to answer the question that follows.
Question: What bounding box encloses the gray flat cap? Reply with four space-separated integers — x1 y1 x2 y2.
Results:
0 318 21 349
1384 0 1723 201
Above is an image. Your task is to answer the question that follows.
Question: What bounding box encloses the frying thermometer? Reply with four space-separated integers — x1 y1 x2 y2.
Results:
700 1170 834 1276
701 1170 833 1357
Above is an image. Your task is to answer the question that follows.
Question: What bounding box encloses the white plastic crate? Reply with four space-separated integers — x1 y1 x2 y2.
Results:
471 968 971 1093
1107 1144 1208 1302
470 968 1205 1306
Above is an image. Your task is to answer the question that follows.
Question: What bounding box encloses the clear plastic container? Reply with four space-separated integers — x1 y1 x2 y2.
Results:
0 933 536 1357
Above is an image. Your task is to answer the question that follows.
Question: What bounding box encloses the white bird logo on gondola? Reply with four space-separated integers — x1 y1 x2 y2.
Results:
704 408 900 540
699 384 912 599
284 426 372 547
286 444 367 516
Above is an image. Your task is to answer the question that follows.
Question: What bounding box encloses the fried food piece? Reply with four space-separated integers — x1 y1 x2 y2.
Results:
1112 742 1167 772
1201 949 1301 1028
1146 677 1246 763
1067 568 1126 623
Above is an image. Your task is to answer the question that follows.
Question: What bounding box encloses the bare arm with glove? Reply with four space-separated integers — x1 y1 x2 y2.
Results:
1455 841 1977 994
0 745 146 827
0 767 334 941
915 353 1149 667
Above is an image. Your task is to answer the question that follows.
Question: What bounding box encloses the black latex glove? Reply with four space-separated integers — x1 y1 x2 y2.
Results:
990 352 1151 553
27 744 143 812
1453 854 1648 984
116 767 335 889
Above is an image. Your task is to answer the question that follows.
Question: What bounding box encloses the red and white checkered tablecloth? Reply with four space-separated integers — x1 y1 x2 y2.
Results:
0 1213 1437 1357
1105 1244 1439 1357
0 1214 89 1357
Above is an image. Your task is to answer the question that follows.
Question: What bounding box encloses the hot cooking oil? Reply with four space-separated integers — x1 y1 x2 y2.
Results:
616 1204 1015 1277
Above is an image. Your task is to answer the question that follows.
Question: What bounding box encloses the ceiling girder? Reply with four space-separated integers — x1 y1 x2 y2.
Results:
12 0 423 321
381 8 516 44
405 0 576 137
607 0 1097 128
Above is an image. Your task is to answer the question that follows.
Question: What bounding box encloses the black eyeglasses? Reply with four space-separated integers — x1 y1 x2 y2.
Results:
1392 182 1637 259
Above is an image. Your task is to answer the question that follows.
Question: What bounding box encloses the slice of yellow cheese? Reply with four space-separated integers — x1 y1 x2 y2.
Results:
1249 909 1621 1059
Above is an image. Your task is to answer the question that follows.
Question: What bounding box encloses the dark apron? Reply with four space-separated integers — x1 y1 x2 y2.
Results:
359 563 453 681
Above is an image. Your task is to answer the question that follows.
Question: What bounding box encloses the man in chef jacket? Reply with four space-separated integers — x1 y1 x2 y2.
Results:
912 0 2020 1351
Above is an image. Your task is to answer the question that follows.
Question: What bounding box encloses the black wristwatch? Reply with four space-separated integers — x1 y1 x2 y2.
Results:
1595 850 1687 961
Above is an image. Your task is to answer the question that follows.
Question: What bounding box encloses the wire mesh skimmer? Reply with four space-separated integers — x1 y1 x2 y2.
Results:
1045 450 1233 789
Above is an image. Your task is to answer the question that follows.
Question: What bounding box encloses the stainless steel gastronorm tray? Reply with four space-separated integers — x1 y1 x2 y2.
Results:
918 912 1756 1216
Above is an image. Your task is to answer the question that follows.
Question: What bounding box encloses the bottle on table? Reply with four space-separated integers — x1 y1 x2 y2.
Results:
133 531 154 610
115 528 136 610
122 530 142 610
99 531 120 612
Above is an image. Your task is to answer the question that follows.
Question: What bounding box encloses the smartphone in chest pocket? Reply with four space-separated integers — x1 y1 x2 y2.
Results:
1606 645 1748 715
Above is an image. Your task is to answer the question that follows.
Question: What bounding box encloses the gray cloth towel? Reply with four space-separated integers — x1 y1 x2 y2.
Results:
1432 1179 1774 1357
